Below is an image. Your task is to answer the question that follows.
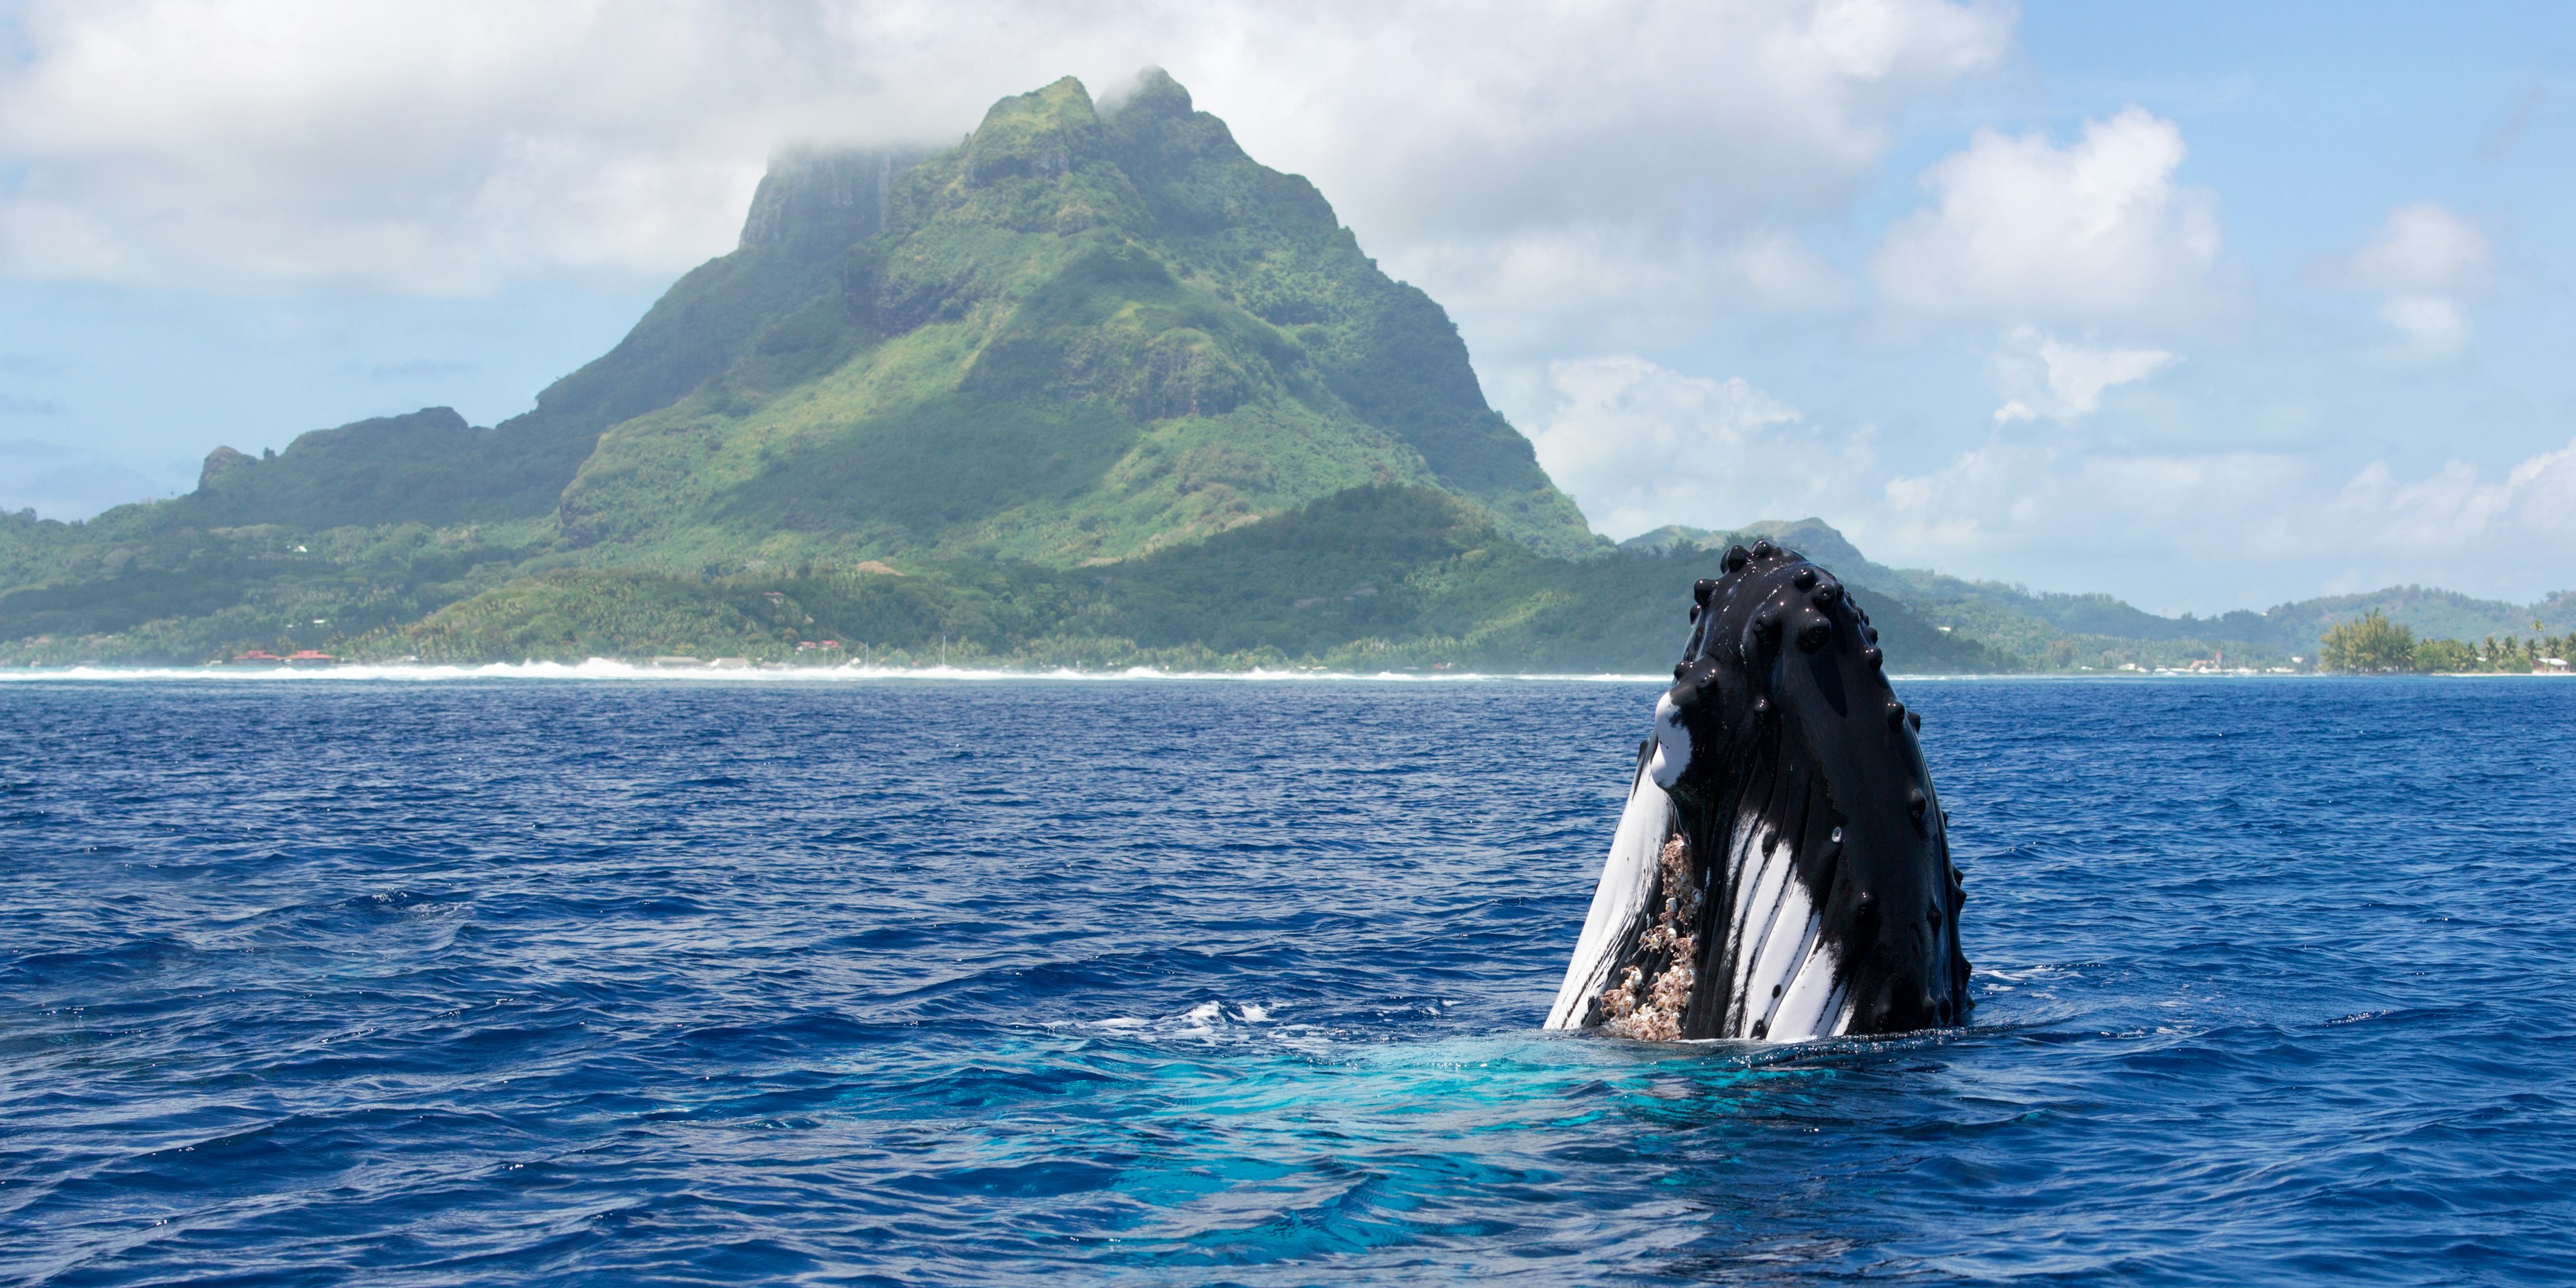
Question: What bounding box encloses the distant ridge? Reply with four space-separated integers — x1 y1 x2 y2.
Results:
1613 519 2575 667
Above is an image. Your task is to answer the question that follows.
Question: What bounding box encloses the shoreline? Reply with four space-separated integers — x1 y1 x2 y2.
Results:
1 661 2567 685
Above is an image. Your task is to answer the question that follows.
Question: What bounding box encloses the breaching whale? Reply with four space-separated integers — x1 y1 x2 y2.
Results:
1545 541 1970 1042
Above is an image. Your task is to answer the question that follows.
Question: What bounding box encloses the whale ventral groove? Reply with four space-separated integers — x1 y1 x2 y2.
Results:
1546 540 1972 1042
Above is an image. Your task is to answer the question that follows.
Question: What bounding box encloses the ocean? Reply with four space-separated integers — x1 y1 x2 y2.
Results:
3 674 2570 1285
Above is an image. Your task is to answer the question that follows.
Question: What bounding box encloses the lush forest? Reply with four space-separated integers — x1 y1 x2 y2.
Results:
2318 608 2571 674
1 71 2566 676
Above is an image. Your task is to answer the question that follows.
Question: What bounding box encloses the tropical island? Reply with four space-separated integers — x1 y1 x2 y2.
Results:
1 72 2566 675
2318 609 2571 674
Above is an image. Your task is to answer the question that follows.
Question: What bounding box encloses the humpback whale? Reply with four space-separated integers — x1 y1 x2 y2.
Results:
1545 541 1970 1041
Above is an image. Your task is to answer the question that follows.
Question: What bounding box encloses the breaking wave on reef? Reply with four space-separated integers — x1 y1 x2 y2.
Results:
0 661 1671 684
0 662 2297 685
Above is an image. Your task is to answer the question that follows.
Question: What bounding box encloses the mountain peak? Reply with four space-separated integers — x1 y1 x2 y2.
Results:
1106 66 1193 120
961 75 1102 186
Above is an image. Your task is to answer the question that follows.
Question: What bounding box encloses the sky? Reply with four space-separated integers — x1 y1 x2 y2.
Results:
0 1 2570 615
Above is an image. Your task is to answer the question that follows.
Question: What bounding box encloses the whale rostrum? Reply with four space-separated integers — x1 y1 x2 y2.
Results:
1545 540 1971 1042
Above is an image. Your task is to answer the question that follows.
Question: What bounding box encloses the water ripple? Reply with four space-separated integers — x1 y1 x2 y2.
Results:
3 678 2571 1285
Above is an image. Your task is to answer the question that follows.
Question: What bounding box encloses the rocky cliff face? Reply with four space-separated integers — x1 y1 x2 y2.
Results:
738 147 927 259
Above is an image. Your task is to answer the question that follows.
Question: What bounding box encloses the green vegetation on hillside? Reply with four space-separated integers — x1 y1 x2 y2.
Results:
372 486 2000 674
1623 523 2297 671
174 157 918 531
547 70 1597 569
1 488 2006 674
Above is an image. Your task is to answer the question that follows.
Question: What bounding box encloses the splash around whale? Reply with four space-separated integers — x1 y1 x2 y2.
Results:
1546 540 1971 1042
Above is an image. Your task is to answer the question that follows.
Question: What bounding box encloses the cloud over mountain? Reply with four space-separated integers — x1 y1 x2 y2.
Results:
0 0 2012 307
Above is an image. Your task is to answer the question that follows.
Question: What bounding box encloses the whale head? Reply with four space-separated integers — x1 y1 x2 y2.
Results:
1546 539 1970 1040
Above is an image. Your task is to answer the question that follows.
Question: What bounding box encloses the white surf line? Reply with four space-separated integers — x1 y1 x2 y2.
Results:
0 662 1674 685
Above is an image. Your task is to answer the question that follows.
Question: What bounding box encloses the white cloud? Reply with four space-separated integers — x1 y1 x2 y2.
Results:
2333 436 2576 550
1870 427 2576 606
2374 294 2471 358
1879 439 2308 565
1723 231 1854 312
1990 325 2176 423
1872 107 2221 323
2327 202 2490 359
1518 341 2576 608
0 0 2012 303
1529 355 1874 540
1399 226 1849 352
2340 201 2490 294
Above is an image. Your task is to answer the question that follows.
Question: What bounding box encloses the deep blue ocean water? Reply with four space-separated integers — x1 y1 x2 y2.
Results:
3 675 2571 1285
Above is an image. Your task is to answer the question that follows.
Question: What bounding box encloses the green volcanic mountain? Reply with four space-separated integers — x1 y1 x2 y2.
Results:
178 70 1597 567
0 71 2565 674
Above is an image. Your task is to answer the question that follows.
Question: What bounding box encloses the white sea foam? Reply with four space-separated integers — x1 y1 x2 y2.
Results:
0 660 1669 684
